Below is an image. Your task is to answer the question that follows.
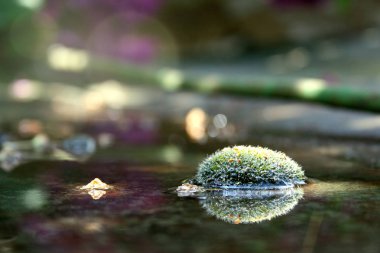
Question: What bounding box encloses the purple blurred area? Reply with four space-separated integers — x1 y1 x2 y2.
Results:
1 0 379 72
271 0 326 8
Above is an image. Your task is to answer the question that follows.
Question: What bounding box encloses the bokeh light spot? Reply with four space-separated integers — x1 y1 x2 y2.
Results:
17 0 44 10
295 78 326 98
9 79 42 101
161 145 183 163
185 108 208 142
22 189 47 210
213 114 228 128
47 44 89 72
159 69 184 91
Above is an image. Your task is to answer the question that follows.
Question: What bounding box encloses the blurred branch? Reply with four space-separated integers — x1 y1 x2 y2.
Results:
90 58 380 112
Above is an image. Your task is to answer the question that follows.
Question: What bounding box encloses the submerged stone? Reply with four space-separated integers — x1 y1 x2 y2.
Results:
62 135 96 158
176 183 205 193
0 149 23 172
176 183 205 197
80 178 112 190
196 145 306 189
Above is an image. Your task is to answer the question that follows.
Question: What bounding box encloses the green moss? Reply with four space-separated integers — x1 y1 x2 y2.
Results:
201 188 303 224
196 146 306 188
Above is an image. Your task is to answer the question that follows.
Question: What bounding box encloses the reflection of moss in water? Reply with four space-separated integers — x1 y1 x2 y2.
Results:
196 146 305 188
200 188 303 224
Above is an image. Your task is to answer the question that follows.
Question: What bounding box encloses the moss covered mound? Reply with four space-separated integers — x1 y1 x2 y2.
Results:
196 146 305 188
201 188 303 224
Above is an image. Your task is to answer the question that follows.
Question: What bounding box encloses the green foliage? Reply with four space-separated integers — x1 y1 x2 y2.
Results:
196 146 305 188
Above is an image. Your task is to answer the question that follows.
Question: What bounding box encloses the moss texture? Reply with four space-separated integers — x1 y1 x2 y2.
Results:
201 188 303 224
196 146 305 188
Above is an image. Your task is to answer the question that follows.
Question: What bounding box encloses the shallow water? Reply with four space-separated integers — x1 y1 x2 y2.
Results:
0 144 379 253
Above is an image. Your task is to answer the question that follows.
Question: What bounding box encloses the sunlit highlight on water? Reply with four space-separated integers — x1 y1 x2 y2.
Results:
87 189 107 200
303 181 378 197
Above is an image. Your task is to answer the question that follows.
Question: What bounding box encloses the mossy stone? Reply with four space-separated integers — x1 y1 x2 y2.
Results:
196 145 305 189
201 188 303 224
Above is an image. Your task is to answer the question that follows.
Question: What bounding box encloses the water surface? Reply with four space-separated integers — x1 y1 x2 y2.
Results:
0 145 379 253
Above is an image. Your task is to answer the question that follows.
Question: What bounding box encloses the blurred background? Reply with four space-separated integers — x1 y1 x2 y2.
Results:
2 0 380 166
2 0 380 70
2 0 380 148
2 0 380 145
3 0 380 79
1 2 380 253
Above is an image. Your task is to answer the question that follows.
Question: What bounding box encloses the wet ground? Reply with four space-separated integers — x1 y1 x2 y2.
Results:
0 134 379 253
